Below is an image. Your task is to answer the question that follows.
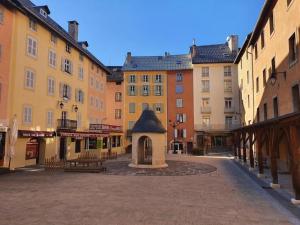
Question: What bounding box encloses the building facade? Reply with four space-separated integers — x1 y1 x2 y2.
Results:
0 0 121 169
234 0 300 202
191 36 240 151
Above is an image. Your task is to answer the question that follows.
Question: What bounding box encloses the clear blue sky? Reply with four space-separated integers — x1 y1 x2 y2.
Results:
32 0 264 66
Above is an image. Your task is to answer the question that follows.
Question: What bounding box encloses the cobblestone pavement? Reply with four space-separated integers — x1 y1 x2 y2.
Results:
0 155 299 225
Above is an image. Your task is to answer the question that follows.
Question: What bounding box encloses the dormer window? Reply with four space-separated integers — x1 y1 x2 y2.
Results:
40 8 47 18
66 43 71 53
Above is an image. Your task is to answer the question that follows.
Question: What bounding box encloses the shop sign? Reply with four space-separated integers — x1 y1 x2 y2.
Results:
89 124 122 132
19 130 55 138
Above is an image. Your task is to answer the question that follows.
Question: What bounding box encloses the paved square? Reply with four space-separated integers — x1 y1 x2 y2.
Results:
0 155 298 225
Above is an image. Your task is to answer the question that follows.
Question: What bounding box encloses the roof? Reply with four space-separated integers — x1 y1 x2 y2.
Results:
13 0 111 74
106 66 124 82
249 0 275 46
191 43 237 64
234 33 252 64
123 54 192 71
132 110 166 134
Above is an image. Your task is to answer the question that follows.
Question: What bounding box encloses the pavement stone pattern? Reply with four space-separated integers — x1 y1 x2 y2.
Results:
104 160 217 176
0 155 299 225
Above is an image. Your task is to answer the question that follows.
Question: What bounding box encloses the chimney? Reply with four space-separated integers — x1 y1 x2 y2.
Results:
227 35 239 53
68 20 79 41
191 45 197 58
79 41 89 49
126 52 132 63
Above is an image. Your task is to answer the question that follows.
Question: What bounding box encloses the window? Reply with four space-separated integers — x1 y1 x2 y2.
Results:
128 85 136 96
254 44 258 59
115 109 122 119
142 103 149 111
29 19 37 31
25 70 35 89
50 33 57 44
47 77 55 95
142 75 149 83
247 71 249 84
96 80 100 90
176 113 186 123
128 121 135 130
129 75 136 83
23 106 32 124
271 57 276 73
176 73 183 82
289 33 297 65
225 98 233 109
176 99 183 108
79 53 84 62
142 85 150 96
202 117 210 126
176 85 183 94
154 85 163 96
90 96 94 106
76 89 84 103
47 111 53 127
201 80 210 92
90 77 94 87
202 67 209 77
261 31 265 49
224 66 232 76
202 98 210 108
248 95 250 108
154 74 162 83
269 11 274 35
224 80 232 92
263 69 267 87
0 8 3 24
115 92 122 102
129 103 135 113
292 84 300 112
66 43 71 53
49 50 56 67
263 103 268 121
60 83 71 100
27 37 37 57
273 97 279 118
63 59 72 74
256 77 259 93
78 67 84 80
225 116 233 129
257 108 260 123
287 0 293 7
154 103 163 113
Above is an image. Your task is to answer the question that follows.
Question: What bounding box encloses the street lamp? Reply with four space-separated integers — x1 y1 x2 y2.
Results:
72 104 79 112
270 71 287 86
169 119 182 154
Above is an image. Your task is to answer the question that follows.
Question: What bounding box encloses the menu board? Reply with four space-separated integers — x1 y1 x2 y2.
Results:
25 139 38 160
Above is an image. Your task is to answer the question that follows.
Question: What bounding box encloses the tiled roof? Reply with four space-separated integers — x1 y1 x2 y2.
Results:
106 66 124 82
132 110 166 134
123 54 192 71
13 0 111 74
191 44 237 64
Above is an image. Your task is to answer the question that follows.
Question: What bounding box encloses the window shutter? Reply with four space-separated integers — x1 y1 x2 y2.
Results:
174 129 178 138
134 85 137 96
148 85 151 96
70 61 73 74
140 86 144 96
161 75 164 83
183 129 187 138
183 114 187 122
81 91 84 103
152 74 155 83
160 104 164 113
68 86 72 99
127 85 130 96
161 85 164 96
75 88 78 102
59 83 63 98
61 58 65 71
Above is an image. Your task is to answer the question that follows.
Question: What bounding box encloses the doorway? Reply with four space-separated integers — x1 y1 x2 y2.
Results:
59 137 67 160
0 132 6 167
137 136 152 165
37 138 46 165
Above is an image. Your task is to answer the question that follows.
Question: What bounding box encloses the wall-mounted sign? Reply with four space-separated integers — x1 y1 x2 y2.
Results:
89 124 122 132
19 130 55 138
25 139 38 160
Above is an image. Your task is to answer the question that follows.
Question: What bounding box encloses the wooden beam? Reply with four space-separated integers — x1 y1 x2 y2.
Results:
249 132 254 168
256 132 264 175
269 127 279 185
242 132 247 163
289 125 300 200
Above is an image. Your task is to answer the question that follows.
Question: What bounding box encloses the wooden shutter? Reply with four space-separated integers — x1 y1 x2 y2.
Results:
183 114 187 122
59 82 63 98
160 104 164 113
61 57 65 71
70 61 73 74
75 88 78 102
68 86 72 99
161 85 164 96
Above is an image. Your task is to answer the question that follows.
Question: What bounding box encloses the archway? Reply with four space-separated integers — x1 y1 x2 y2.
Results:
137 136 152 165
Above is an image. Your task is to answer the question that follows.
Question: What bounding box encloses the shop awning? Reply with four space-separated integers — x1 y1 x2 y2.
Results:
59 131 109 139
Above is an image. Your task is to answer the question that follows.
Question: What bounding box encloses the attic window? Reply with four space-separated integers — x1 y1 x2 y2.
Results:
40 8 47 18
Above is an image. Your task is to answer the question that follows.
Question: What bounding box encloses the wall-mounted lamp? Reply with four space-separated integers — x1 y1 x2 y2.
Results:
72 104 79 112
58 101 64 109
270 71 287 86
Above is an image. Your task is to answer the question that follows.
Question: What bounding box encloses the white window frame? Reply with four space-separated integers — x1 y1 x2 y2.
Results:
224 66 232 76
23 105 32 124
27 36 37 58
176 99 183 108
78 66 84 80
201 80 210 92
46 110 54 127
47 77 55 96
49 49 56 68
202 67 209 77
154 85 162 96
24 69 35 90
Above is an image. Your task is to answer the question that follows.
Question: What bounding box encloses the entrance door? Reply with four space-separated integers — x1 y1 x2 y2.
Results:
37 139 46 165
0 132 6 167
187 142 193 154
59 137 66 160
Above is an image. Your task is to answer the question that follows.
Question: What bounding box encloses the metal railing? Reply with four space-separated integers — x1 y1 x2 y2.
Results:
57 119 77 130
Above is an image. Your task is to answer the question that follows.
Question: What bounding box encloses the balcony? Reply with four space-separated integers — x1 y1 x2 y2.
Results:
201 107 211 114
57 119 77 130
224 107 235 113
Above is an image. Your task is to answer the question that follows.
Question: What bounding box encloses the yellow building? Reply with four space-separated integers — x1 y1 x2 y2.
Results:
122 52 168 150
2 0 113 169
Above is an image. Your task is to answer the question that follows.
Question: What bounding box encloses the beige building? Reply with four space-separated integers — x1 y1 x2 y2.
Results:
234 0 300 203
191 36 240 151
